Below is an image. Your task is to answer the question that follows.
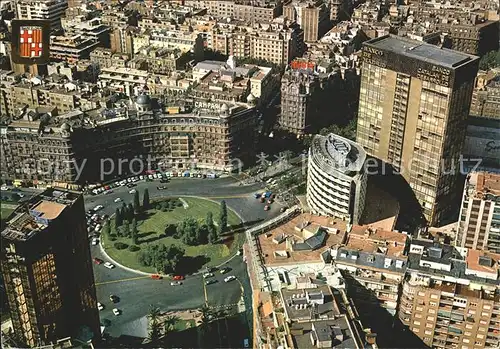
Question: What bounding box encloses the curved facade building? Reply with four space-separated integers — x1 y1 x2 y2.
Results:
306 133 367 224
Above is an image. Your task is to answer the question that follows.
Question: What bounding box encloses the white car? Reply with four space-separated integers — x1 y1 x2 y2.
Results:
112 308 121 316
93 205 104 212
104 262 115 269
203 273 214 279
170 281 182 286
114 198 121 203
0 186 9 191
97 302 104 311
91 238 99 246
139 175 145 180
224 276 236 283
129 189 136 194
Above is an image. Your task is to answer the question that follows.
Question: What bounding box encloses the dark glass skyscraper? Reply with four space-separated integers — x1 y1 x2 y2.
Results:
1 188 99 347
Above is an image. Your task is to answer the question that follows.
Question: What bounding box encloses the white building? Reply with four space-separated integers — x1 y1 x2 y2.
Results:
16 0 68 30
307 133 367 224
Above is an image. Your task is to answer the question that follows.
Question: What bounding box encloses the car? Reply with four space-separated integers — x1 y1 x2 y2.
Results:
151 274 163 280
17 193 25 198
267 199 274 204
254 193 261 199
93 257 103 265
264 205 270 211
97 302 104 311
224 276 236 283
114 198 121 203
260 197 265 203
109 294 119 303
205 279 217 286
1 186 9 191
220 268 229 274
170 281 182 286
103 262 115 269
280 207 287 213
157 186 167 190
203 273 214 279
129 189 136 194
93 205 104 212
112 308 121 316
236 249 243 256
139 175 145 180
91 238 99 246
172 275 184 280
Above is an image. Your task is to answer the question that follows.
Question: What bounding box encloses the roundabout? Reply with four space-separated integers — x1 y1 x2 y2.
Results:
83 176 284 339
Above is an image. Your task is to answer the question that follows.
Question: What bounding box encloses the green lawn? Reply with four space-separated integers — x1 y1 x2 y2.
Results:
174 319 196 331
102 197 243 273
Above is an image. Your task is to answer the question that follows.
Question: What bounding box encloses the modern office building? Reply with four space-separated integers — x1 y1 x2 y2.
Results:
283 0 331 42
456 172 500 253
462 117 500 173
0 188 100 347
400 239 500 349
15 0 68 31
307 133 367 224
356 34 479 226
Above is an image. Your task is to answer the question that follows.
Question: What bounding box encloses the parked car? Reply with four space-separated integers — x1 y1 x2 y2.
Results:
97 302 104 311
172 275 184 280
205 279 217 286
203 273 214 279
103 262 115 269
264 205 270 211
114 198 121 203
280 207 287 213
93 257 103 265
170 281 182 286
112 308 121 316
109 294 119 303
267 199 274 204
151 274 163 280
157 186 167 190
93 205 104 211
224 276 236 283
220 268 229 274
91 238 99 246
129 189 136 194
1 186 9 191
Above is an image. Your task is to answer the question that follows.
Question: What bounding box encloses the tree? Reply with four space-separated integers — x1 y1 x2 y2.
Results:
147 305 162 345
122 220 130 237
479 50 500 70
143 188 150 210
164 314 180 335
206 211 218 243
197 224 209 245
218 200 228 235
133 190 141 214
177 217 199 246
127 203 135 221
131 218 138 244
198 305 213 335
138 244 185 274
114 207 122 227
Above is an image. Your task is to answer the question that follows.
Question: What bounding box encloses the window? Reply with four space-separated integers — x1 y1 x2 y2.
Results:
426 316 434 321
483 304 491 310
418 291 426 297
464 332 471 336
465 324 473 329
416 306 423 312
431 294 438 299
429 309 436 314
413 321 421 326
412 327 420 332
481 312 489 317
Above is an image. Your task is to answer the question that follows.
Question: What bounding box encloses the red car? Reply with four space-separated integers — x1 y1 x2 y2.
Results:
172 275 184 281
151 274 162 280
93 257 103 265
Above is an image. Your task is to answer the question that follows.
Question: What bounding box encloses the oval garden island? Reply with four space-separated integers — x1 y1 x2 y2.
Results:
100 190 244 275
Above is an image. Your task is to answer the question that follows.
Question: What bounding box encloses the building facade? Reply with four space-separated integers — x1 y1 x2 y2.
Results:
400 239 500 349
307 133 367 224
0 188 100 347
15 0 68 31
456 172 500 254
356 35 479 226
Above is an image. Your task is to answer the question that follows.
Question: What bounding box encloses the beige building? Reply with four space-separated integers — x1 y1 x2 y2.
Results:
50 34 100 63
456 172 500 254
284 0 331 42
400 239 500 349
356 35 479 226
470 69 500 120
15 0 68 30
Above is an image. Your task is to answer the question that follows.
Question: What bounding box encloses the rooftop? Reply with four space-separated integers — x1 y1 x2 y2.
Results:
364 34 478 69
347 225 408 257
289 317 360 349
257 214 347 266
1 188 81 242
474 172 500 197
281 285 340 322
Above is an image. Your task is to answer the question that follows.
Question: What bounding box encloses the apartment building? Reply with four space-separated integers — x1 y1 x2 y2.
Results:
456 172 500 253
129 46 191 73
307 133 367 224
89 48 130 69
356 34 479 226
284 0 331 42
210 20 304 66
61 17 111 48
470 69 500 120
1 188 100 346
334 226 409 315
400 239 500 349
279 62 338 135
50 34 99 63
15 0 68 30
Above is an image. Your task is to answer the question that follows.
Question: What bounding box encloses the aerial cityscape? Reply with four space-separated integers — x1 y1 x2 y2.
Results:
0 0 499 348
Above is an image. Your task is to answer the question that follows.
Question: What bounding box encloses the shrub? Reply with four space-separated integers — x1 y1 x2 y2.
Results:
114 242 129 250
128 245 140 252
109 236 117 241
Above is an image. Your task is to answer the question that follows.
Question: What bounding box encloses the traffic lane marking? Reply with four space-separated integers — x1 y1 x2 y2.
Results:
94 275 151 286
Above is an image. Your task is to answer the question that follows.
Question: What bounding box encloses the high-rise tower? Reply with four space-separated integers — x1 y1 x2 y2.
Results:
356 35 479 226
1 188 99 347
